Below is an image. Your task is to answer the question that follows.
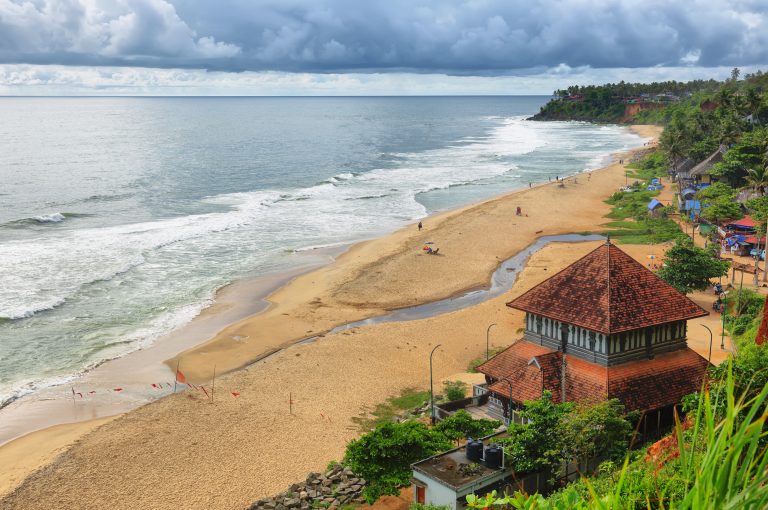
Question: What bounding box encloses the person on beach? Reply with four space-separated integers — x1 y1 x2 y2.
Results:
529 182 532 188
588 173 591 181
516 206 522 216
418 221 422 231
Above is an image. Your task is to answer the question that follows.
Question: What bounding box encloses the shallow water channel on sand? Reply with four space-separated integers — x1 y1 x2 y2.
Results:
311 234 605 338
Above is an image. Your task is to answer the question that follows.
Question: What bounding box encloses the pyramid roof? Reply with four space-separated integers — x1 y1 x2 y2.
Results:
507 242 708 335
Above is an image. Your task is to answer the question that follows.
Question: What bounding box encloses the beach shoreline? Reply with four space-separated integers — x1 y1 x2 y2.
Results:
0 125 663 505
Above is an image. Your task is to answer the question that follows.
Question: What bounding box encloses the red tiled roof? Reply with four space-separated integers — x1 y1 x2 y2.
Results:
479 341 554 403
480 341 709 412
726 216 758 228
507 242 708 334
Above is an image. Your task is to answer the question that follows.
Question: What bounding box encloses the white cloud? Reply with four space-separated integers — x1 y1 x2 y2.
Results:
1 63 764 96
0 0 240 60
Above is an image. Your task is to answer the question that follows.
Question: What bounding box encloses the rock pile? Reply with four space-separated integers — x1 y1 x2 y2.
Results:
248 464 367 510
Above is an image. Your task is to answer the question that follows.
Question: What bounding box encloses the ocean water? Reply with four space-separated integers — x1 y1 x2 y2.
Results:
0 97 643 407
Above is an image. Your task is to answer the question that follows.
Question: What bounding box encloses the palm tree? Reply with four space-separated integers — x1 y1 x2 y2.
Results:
745 165 768 195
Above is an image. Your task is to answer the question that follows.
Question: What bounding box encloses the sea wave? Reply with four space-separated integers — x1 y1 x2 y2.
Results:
0 297 211 408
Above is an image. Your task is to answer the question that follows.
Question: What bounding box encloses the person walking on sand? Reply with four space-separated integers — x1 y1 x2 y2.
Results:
516 206 522 216
418 221 423 231
588 172 591 181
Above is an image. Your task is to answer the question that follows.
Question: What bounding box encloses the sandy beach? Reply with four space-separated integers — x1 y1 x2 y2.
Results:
2 124 729 510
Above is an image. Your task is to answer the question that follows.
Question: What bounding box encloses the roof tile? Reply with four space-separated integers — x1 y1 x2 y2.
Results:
506 243 708 334
480 341 709 412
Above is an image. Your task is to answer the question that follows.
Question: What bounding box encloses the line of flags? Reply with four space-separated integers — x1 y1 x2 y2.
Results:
70 383 242 398
69 367 242 400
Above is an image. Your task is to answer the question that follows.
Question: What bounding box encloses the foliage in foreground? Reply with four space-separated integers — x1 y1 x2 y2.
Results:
465 361 768 509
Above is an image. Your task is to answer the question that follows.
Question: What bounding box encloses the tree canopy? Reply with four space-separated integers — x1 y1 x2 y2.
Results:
657 239 730 294
433 409 501 443
344 421 451 503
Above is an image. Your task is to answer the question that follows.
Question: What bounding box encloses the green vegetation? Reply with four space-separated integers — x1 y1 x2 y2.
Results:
499 393 634 484
532 80 719 123
345 395 634 504
463 357 768 509
604 190 659 220
434 409 501 444
442 380 468 401
625 150 667 180
409 504 451 510
344 421 452 503
657 239 730 294
351 387 430 431
601 190 681 244
721 287 765 340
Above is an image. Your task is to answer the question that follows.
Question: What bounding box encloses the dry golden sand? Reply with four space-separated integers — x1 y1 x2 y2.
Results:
5 126 727 510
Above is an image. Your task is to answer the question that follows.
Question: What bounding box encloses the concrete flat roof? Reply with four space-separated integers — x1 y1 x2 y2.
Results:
411 432 509 491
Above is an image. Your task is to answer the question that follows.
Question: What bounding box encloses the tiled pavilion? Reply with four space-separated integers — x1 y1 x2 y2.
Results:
478 239 710 435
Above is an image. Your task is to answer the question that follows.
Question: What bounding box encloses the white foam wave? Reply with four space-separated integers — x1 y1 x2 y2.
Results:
0 298 211 407
33 212 66 223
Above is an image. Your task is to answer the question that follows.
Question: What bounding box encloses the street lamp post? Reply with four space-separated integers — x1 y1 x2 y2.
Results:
701 324 713 364
429 344 441 425
486 323 497 361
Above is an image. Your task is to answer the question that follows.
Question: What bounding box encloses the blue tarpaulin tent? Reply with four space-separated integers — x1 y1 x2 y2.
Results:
681 188 697 198
647 199 663 210
684 200 702 211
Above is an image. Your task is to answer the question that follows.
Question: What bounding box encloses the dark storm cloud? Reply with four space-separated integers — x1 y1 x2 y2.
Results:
0 0 766 73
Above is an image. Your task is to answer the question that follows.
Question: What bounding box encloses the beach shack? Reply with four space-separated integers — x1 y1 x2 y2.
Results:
681 199 703 220
476 240 710 438
722 216 759 256
686 147 725 186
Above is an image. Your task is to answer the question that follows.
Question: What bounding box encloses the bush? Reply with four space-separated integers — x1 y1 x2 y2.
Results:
434 409 501 443
443 380 467 401
343 421 451 504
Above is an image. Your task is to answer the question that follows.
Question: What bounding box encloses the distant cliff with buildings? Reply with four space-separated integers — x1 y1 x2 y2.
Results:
529 79 720 123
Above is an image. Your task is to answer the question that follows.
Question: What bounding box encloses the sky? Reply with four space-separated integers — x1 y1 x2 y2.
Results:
1 0 767 95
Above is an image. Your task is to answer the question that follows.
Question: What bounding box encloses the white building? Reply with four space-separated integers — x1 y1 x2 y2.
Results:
411 433 511 510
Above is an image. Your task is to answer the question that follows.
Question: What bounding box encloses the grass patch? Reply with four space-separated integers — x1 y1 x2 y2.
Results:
602 217 681 244
468 346 506 372
351 387 431 431
602 188 681 244
604 190 660 220
625 150 667 180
